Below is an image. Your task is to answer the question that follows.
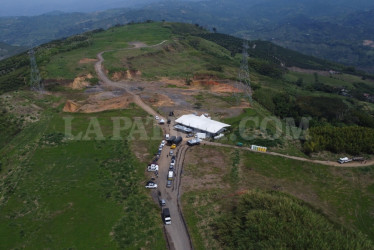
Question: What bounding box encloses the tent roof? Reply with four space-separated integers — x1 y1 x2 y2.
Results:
175 114 230 134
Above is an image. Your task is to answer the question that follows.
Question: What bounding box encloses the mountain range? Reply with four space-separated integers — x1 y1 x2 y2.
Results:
0 0 374 72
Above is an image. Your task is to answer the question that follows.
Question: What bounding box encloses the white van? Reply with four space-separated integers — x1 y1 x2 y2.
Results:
167 171 174 180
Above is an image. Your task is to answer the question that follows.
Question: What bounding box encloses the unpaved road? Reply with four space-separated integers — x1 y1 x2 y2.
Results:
94 40 373 250
95 42 193 250
203 141 374 168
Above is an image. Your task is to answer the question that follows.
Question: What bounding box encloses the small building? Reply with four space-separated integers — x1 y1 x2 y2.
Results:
175 114 230 137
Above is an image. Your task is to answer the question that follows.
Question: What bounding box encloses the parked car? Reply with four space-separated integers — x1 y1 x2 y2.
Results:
186 133 194 138
169 150 174 156
159 197 166 206
147 164 159 172
155 116 159 120
165 134 170 140
161 140 166 147
170 159 176 166
171 155 176 161
145 182 158 189
170 144 177 149
166 180 172 188
169 165 174 171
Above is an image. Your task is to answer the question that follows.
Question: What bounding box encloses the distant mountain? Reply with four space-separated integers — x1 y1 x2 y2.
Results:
0 42 26 60
0 0 374 72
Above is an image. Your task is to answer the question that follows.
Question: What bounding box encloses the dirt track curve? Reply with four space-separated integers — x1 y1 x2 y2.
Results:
94 41 373 249
95 41 193 250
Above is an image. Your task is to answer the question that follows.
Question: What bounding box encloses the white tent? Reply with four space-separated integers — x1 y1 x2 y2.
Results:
175 114 230 134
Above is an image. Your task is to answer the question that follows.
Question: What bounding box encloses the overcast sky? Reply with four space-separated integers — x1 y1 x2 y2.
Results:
0 0 162 16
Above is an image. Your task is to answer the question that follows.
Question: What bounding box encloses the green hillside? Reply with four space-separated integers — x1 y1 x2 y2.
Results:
0 22 374 248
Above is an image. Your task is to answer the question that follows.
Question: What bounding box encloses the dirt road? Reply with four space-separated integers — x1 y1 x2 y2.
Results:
203 141 374 168
95 43 193 250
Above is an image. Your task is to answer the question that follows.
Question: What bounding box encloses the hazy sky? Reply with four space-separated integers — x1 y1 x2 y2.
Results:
0 0 161 16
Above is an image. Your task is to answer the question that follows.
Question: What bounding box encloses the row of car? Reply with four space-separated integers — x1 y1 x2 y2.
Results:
145 139 167 189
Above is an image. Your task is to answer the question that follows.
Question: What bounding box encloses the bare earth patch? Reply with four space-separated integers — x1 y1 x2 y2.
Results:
63 93 133 113
68 74 93 90
112 70 142 81
79 58 98 64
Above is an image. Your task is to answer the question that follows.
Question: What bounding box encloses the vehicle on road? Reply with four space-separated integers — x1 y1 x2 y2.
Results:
166 180 172 188
159 119 165 125
147 164 159 172
159 198 166 206
167 136 176 145
338 157 353 164
174 136 183 145
145 181 158 189
186 133 194 138
155 116 159 120
162 208 171 225
168 171 174 180
237 142 243 147
353 157 365 162
170 159 176 166
187 138 201 146
169 150 174 156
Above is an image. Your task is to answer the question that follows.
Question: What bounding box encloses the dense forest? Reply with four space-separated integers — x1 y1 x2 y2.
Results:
214 190 373 249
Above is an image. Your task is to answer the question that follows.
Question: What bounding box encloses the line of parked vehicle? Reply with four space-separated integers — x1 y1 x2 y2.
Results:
145 139 167 189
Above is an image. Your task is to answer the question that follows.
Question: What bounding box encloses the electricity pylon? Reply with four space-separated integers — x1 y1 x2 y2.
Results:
234 40 252 105
28 49 44 92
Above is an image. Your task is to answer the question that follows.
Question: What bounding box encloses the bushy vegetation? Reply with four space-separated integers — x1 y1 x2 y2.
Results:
197 33 342 71
304 126 374 155
253 88 374 128
214 190 373 249
0 103 22 149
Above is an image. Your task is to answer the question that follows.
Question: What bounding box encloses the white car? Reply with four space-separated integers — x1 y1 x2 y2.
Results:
147 164 159 172
170 159 176 166
165 134 170 140
155 116 159 120
161 140 166 147
145 182 158 189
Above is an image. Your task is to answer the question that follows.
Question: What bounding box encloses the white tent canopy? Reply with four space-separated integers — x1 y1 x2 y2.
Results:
175 114 230 134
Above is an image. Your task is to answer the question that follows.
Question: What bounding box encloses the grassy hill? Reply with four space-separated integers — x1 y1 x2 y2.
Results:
0 22 374 248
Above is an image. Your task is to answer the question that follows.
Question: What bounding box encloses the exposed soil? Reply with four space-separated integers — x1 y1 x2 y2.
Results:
79 58 98 64
112 70 142 81
69 74 93 90
63 100 80 112
63 92 133 113
128 41 148 48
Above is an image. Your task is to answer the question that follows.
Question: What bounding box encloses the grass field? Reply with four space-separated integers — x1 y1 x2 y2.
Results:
182 145 374 249
41 22 173 80
0 105 166 249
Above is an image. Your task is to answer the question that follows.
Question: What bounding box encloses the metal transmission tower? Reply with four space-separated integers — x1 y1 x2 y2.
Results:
28 49 44 92
234 40 252 105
